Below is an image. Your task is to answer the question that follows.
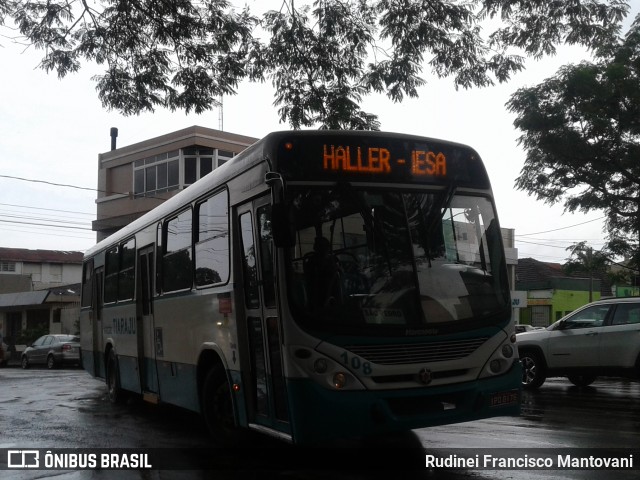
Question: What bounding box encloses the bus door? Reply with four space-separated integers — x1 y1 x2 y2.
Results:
137 246 159 400
237 198 291 436
93 266 104 378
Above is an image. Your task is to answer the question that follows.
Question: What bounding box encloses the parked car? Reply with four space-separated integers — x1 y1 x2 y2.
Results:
517 298 640 389
21 334 81 369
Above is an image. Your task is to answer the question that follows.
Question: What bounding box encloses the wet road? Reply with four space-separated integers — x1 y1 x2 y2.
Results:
0 367 638 479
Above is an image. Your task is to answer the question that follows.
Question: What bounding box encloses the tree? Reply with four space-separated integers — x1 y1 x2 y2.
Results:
0 0 631 129
508 13 640 270
564 241 609 301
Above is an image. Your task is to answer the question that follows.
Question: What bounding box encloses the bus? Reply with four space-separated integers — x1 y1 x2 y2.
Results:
80 130 520 445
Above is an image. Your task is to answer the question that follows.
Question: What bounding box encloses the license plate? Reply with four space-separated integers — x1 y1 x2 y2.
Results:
489 390 519 407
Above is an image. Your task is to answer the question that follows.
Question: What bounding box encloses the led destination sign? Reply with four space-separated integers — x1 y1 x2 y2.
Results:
322 144 447 177
275 133 490 188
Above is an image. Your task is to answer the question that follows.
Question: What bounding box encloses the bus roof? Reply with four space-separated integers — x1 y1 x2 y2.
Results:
84 130 489 259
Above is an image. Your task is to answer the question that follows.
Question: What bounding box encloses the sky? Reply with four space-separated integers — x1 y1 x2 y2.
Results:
0 1 637 264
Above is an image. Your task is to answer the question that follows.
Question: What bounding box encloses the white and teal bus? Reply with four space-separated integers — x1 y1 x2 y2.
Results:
80 130 520 445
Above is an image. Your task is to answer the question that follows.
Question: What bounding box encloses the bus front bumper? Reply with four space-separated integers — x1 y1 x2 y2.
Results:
286 361 521 444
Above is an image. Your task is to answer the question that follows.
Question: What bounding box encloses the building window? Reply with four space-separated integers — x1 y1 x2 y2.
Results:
49 263 62 283
133 147 234 197
0 261 16 272
24 263 42 282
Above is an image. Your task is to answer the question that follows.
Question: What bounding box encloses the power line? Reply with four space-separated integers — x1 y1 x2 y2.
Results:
0 174 97 193
0 212 90 227
517 216 605 237
517 250 568 261
2 225 94 240
0 174 165 202
0 218 93 231
516 239 606 249
0 202 94 217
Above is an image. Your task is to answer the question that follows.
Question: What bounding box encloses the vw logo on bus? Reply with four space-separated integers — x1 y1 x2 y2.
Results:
418 368 433 385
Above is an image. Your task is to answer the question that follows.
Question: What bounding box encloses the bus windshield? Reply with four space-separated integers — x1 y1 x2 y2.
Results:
285 185 510 334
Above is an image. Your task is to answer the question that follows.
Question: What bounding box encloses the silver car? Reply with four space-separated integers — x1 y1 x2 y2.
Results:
21 334 81 369
517 298 640 389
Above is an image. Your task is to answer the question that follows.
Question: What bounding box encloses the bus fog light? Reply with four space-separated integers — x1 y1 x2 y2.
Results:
333 372 347 389
502 344 514 358
489 359 502 373
314 358 328 374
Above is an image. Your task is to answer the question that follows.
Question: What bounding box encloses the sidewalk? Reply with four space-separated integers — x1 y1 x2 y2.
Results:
1 353 22 368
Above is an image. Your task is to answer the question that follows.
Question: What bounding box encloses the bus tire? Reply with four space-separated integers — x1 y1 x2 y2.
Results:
201 365 240 446
106 350 126 404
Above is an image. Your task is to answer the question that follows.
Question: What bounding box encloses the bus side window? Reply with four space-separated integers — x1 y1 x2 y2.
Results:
163 209 194 292
81 260 94 308
257 205 275 308
156 222 163 294
94 268 103 321
195 190 230 287
118 238 136 301
104 247 119 303
239 212 260 309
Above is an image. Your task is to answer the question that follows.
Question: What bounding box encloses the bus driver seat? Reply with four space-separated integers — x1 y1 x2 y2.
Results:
303 237 343 309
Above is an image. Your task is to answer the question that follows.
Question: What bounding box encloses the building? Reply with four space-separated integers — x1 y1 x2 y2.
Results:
0 248 83 352
514 257 612 327
93 126 258 242
0 127 258 356
0 248 82 291
502 227 518 290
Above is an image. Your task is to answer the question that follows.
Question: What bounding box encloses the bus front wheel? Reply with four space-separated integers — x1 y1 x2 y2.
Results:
201 365 241 446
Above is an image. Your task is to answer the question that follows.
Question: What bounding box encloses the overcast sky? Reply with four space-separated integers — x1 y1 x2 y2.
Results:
0 1 637 264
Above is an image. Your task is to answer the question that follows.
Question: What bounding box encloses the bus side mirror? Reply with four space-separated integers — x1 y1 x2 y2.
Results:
271 203 296 248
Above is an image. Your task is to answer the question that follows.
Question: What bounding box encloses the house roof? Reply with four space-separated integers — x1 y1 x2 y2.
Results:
0 290 49 308
516 257 612 296
0 248 83 264
516 258 565 285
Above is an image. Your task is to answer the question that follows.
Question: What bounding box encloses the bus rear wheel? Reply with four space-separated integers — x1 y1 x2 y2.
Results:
201 365 241 446
106 350 126 404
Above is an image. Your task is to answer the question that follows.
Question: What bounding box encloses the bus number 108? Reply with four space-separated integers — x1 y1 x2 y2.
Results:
340 351 372 375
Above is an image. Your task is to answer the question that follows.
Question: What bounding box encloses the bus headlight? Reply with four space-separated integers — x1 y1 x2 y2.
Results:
314 358 328 374
290 346 365 390
333 372 347 389
480 337 519 378
489 359 504 374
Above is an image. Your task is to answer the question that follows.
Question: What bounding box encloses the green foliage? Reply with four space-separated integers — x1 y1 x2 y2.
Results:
564 242 609 275
16 326 49 346
508 13 640 269
0 0 631 129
